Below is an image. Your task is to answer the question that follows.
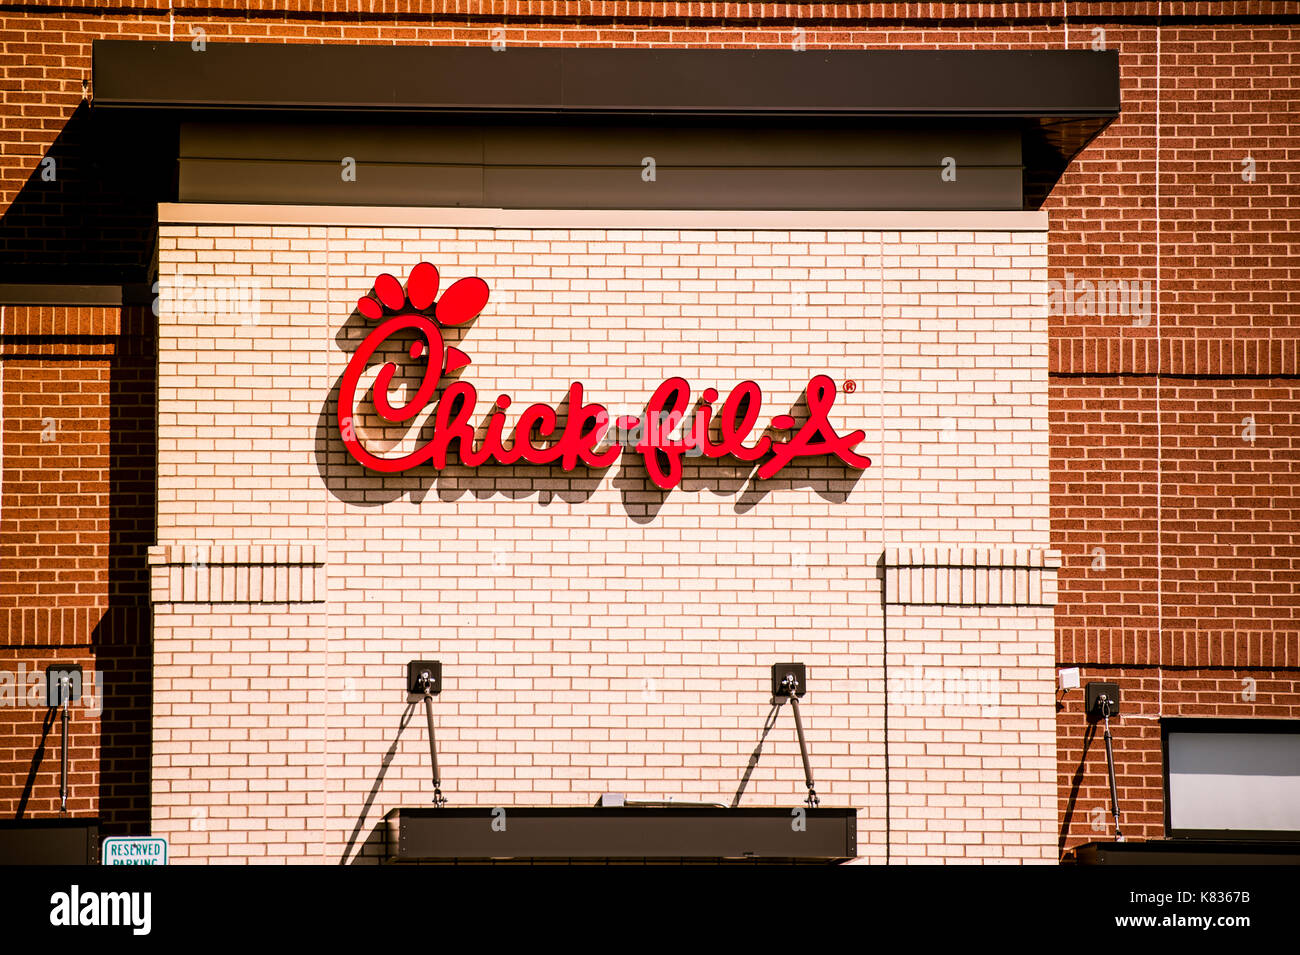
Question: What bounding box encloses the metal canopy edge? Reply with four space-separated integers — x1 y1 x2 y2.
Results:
93 43 1119 118
384 806 858 862
89 42 1120 211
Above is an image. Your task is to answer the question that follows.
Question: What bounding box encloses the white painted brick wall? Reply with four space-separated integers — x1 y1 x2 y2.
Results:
151 219 1054 863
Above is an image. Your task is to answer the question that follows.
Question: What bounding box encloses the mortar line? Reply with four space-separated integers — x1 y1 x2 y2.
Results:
1156 7 1164 717
879 228 889 864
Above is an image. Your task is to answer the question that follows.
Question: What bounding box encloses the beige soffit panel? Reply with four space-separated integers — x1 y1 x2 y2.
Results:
158 203 1049 232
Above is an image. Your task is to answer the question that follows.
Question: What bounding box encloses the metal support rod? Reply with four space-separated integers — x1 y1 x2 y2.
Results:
783 675 820 809
59 676 70 815
1100 695 1123 842
419 675 446 808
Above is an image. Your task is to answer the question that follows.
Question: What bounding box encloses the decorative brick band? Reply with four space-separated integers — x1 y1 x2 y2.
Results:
30 2 1295 24
883 547 1061 607
1049 334 1299 377
147 544 324 606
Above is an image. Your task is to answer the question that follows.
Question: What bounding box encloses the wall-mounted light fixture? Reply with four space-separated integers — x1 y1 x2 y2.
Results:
407 661 445 808
772 663 819 808
1085 680 1123 842
44 664 83 815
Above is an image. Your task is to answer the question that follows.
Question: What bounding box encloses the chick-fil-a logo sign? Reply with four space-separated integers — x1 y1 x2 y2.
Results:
338 263 871 489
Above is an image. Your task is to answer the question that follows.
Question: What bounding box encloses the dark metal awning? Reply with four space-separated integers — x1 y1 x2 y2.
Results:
94 43 1117 119
91 42 1119 210
1065 840 1300 865
0 819 100 865
385 807 857 863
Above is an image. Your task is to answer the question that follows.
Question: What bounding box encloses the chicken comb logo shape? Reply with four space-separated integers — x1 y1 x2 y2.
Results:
339 263 489 472
338 262 871 488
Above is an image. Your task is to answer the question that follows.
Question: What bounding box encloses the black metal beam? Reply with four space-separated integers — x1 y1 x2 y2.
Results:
0 284 123 306
93 43 1118 119
1065 840 1300 866
0 819 100 865
385 807 857 862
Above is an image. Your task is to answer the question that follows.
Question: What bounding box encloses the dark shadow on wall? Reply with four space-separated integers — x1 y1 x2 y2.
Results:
341 701 417 865
93 306 158 836
730 701 781 808
14 707 60 819
0 103 172 286
348 823 389 865
1059 718 1100 859
2 112 165 831
89 616 153 836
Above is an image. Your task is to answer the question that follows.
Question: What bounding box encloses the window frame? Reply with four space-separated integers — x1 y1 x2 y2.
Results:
1162 717 1300 842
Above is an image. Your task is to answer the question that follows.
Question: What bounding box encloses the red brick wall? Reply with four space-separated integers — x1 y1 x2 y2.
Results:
1051 376 1300 850
1044 12 1300 850
2 2 1297 852
1050 377 1299 667
1056 668 1300 848
0 304 154 831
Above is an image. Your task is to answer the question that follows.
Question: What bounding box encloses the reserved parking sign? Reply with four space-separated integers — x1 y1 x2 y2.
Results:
102 837 168 866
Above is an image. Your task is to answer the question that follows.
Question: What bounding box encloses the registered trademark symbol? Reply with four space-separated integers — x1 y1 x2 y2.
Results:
843 380 857 393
